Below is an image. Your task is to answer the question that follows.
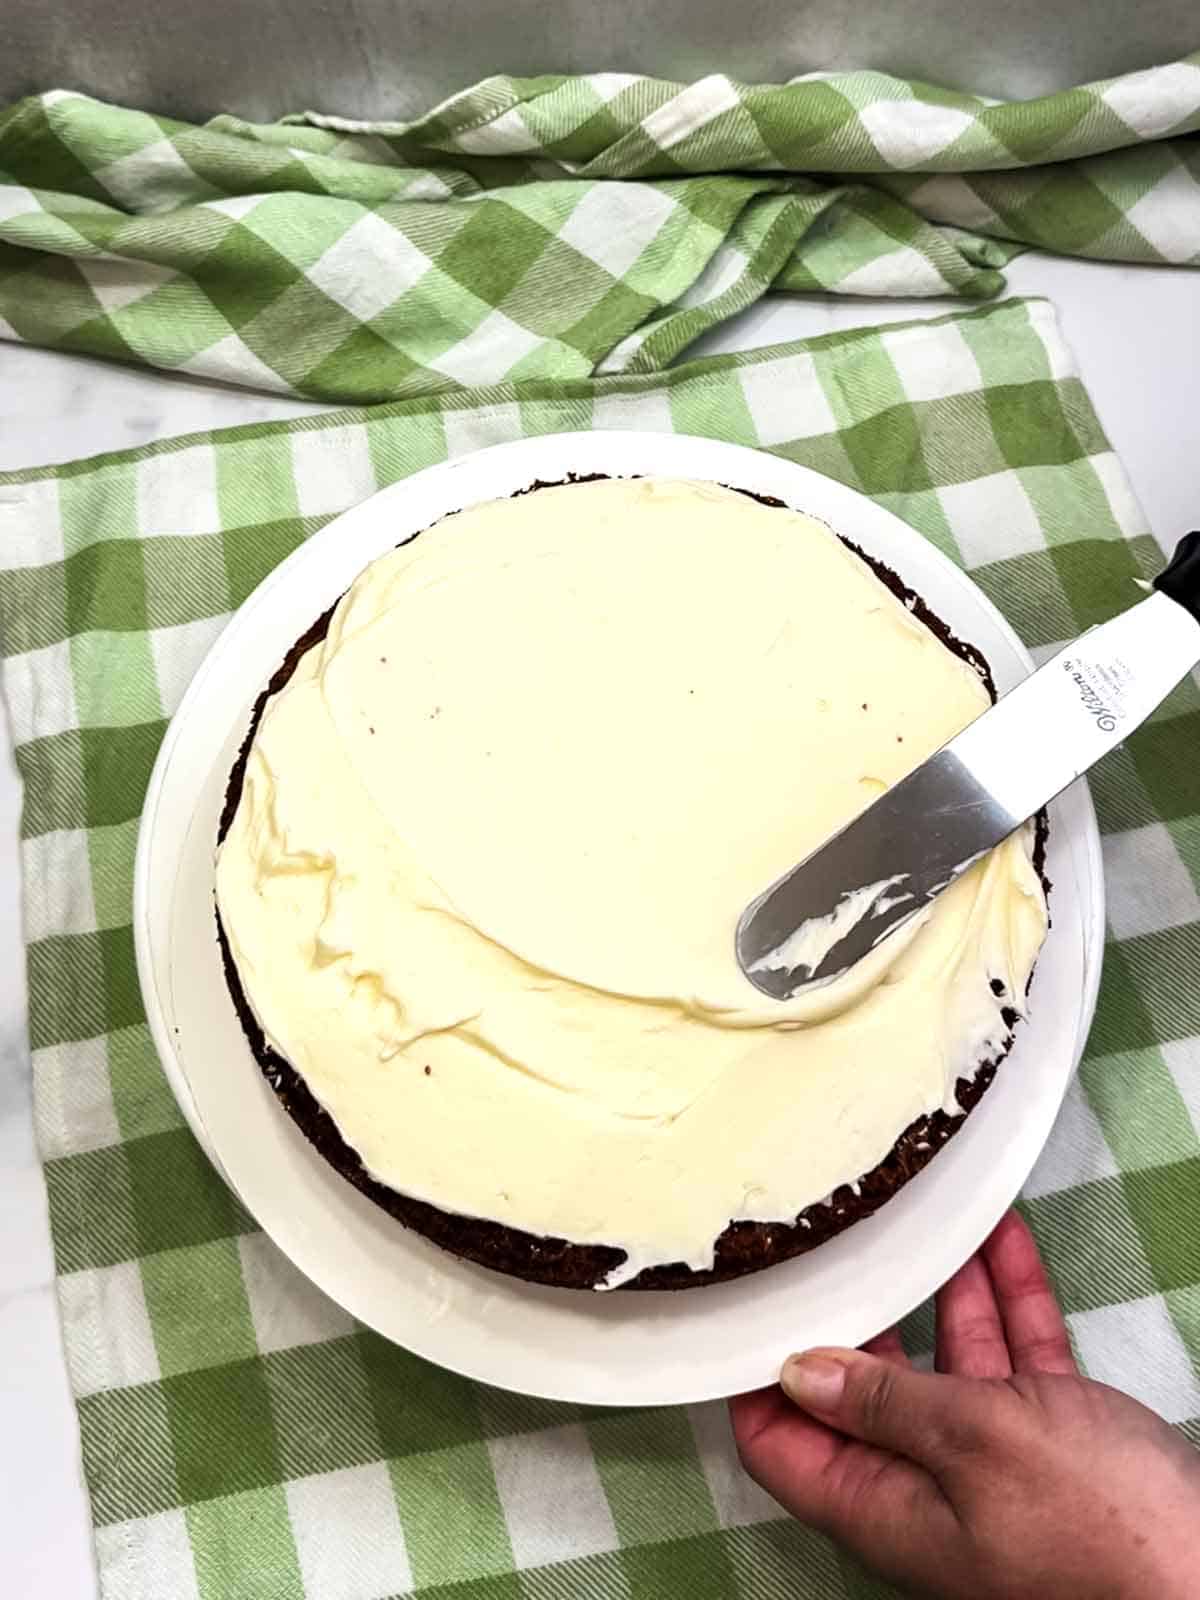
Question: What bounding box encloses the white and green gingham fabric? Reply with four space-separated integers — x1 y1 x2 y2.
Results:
2 293 1199 1600
0 54 1198 402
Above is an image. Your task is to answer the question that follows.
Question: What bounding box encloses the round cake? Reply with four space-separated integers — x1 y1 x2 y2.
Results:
215 477 1050 1290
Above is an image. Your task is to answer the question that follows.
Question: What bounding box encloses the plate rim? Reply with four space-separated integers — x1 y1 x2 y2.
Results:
134 430 1105 1404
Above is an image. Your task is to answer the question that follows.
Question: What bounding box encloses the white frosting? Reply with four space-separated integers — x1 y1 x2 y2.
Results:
747 874 915 988
216 478 1048 1285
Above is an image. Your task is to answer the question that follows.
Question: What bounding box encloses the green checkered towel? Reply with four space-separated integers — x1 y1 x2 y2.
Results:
3 294 1199 1600
1 56 1198 403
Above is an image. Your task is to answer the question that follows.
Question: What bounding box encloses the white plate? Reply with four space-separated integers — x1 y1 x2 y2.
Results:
134 431 1104 1407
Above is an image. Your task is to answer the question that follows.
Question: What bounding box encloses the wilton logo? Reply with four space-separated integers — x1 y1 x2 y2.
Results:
1062 658 1118 733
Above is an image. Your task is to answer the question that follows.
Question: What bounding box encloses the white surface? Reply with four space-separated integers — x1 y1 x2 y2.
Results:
0 253 1195 1586
135 430 1102 1407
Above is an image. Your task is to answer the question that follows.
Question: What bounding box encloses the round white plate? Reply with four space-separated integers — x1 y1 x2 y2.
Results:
134 431 1104 1407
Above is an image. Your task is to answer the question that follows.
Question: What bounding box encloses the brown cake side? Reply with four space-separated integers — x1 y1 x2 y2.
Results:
215 480 1051 1292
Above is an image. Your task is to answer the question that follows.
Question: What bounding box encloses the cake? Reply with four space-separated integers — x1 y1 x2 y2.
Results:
215 477 1050 1290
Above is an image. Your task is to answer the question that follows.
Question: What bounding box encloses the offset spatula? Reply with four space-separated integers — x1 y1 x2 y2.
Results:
736 533 1200 1001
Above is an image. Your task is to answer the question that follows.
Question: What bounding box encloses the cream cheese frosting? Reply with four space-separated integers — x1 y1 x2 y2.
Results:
216 478 1049 1286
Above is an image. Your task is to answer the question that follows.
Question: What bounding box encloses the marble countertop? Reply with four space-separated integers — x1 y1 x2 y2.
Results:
1 254 1196 1598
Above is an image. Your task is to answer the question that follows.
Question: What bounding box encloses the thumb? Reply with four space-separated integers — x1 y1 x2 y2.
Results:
782 1346 990 1469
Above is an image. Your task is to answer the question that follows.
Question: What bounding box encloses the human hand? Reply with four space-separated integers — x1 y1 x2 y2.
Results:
730 1210 1200 1599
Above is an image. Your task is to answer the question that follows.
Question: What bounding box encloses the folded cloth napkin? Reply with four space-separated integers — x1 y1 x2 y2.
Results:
2 294 1198 1600
0 57 1198 402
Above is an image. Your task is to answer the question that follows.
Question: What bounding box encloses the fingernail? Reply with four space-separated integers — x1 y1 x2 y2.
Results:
781 1353 847 1411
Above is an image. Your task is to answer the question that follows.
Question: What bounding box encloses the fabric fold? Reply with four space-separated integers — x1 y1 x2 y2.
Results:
0 59 1196 404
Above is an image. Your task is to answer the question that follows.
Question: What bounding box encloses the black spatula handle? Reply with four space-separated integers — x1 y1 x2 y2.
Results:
1155 532 1200 625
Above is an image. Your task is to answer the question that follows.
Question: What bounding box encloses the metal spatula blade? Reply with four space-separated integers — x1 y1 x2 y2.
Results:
736 533 1200 1001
